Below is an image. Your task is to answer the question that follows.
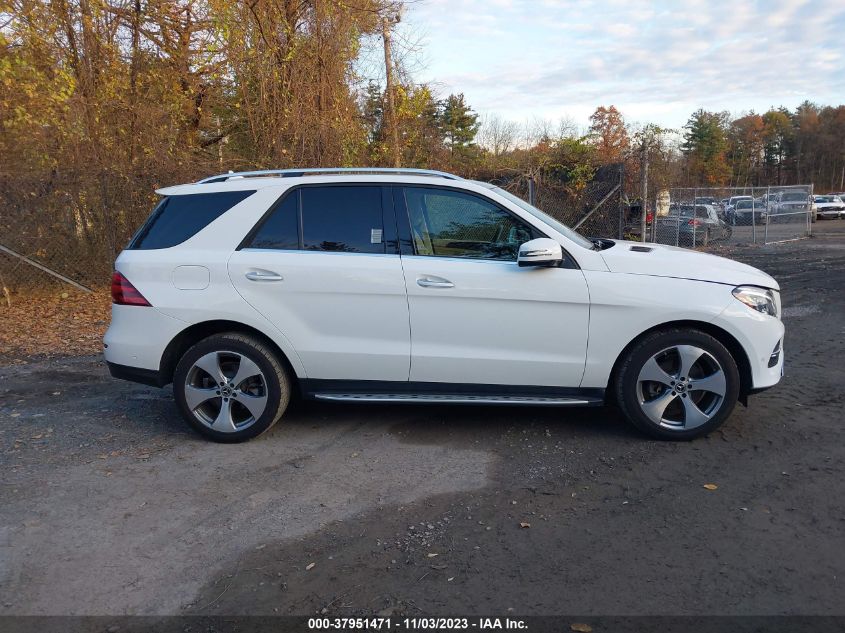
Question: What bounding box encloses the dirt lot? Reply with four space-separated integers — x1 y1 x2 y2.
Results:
1 225 844 616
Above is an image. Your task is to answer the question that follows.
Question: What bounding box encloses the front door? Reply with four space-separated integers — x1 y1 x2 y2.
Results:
397 185 590 387
229 184 410 381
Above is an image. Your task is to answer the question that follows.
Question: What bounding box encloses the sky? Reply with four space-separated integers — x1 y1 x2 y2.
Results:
397 0 845 131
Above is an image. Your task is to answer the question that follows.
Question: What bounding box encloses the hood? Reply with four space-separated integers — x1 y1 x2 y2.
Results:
599 240 779 290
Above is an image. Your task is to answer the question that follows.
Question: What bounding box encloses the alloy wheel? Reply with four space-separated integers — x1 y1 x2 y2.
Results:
184 351 268 433
636 345 727 431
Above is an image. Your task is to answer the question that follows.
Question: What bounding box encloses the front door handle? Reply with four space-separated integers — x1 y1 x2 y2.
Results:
417 276 454 289
245 270 283 282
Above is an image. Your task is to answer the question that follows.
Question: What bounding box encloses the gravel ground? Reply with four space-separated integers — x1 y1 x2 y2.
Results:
1 225 844 616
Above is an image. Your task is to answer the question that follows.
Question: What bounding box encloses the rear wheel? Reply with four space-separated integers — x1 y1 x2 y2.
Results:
614 328 740 440
173 333 291 442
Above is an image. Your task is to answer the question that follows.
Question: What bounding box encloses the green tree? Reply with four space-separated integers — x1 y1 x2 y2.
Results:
682 109 731 184
439 93 479 165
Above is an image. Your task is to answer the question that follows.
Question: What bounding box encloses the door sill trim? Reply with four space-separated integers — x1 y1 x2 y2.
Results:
312 393 602 406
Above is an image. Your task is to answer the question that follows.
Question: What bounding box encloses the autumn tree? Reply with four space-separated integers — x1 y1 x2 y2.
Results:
588 105 629 164
762 109 793 185
727 113 765 186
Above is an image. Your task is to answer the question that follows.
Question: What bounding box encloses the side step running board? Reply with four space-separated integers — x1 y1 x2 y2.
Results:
312 393 602 406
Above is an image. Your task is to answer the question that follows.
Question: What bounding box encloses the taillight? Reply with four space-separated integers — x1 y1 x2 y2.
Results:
687 219 702 226
111 271 151 306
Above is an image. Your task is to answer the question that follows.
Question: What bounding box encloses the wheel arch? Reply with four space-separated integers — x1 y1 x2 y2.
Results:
159 320 301 393
605 319 753 404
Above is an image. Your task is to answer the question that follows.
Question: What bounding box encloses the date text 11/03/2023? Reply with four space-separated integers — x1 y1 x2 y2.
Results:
307 617 529 630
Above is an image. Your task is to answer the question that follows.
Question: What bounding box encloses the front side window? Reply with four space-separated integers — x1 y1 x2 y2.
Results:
403 187 535 261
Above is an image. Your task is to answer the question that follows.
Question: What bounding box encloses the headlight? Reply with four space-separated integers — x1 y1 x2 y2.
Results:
732 286 778 317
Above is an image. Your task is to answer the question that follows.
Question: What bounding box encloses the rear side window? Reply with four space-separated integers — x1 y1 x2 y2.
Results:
302 186 383 253
245 185 386 254
249 192 299 250
130 191 255 250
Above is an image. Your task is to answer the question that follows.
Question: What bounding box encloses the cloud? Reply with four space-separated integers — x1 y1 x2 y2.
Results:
403 0 845 126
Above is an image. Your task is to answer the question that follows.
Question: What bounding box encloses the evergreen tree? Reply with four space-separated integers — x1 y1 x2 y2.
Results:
439 93 480 162
682 109 731 184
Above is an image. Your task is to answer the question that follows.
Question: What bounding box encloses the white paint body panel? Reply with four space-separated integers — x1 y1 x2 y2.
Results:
104 173 785 396
599 240 779 289
228 251 410 381
580 272 783 389
400 256 589 386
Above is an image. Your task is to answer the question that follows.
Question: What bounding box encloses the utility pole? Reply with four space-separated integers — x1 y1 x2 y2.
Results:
382 15 401 168
640 141 649 242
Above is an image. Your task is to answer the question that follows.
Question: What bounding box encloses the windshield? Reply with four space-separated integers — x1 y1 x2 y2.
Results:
781 193 806 202
815 196 836 203
485 185 595 250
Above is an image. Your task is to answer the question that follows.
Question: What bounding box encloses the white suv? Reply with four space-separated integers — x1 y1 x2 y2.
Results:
104 168 784 442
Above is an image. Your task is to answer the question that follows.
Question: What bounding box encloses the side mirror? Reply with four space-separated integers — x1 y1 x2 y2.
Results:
517 238 563 268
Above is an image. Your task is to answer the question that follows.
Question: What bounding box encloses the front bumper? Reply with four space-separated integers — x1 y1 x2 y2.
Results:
712 300 785 392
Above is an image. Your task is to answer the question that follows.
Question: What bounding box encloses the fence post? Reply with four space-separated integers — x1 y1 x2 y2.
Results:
618 163 624 240
751 192 757 244
640 149 649 242
808 183 814 236
764 186 770 244
692 187 698 246
528 175 536 206
675 190 681 247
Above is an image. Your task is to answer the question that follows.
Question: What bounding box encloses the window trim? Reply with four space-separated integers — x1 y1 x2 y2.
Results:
237 183 399 255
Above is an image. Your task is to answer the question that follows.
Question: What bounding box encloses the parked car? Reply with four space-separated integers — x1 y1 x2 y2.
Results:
733 199 767 225
812 195 845 219
655 204 732 245
770 191 814 222
104 167 784 442
695 196 718 206
725 196 753 224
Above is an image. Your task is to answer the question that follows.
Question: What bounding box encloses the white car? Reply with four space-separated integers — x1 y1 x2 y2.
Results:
104 168 784 442
812 195 845 220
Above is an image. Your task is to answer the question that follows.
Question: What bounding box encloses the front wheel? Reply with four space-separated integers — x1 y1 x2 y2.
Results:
614 329 740 440
173 333 291 442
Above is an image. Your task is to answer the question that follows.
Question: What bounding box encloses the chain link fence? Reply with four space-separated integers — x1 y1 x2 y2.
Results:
496 163 625 240
0 170 165 298
648 185 814 248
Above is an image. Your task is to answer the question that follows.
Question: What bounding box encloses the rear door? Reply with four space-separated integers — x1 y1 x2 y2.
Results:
228 184 410 381
396 185 590 388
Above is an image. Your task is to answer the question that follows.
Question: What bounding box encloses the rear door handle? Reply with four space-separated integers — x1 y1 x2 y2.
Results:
417 276 454 289
245 270 283 282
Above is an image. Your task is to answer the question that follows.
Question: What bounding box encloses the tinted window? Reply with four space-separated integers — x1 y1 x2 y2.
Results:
130 191 254 250
248 192 299 250
301 186 384 253
404 187 535 261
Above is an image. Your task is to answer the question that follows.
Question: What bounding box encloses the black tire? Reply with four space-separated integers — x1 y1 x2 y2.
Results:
614 328 740 440
173 332 291 443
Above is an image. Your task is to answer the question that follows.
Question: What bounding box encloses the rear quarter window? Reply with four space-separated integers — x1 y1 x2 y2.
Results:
129 190 255 250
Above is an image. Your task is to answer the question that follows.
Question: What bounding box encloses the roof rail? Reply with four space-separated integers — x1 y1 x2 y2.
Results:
197 167 462 184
